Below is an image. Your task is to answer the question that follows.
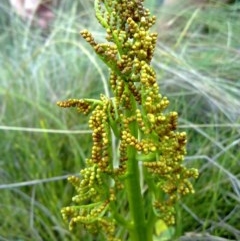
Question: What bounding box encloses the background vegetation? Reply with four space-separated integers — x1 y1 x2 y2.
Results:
0 0 239 240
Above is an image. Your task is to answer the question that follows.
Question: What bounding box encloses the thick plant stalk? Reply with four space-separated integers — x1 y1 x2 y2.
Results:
57 0 198 241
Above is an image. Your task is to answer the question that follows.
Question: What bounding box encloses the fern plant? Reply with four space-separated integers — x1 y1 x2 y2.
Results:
57 0 198 240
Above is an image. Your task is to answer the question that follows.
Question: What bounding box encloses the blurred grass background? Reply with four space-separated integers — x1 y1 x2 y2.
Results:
0 0 239 240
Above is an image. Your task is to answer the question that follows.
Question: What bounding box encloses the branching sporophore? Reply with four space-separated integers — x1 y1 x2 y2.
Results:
57 1 198 241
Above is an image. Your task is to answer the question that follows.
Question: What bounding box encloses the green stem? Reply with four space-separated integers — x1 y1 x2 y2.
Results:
124 146 152 241
124 91 153 241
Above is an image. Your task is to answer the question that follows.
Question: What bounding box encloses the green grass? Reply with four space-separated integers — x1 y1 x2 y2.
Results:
0 1 239 241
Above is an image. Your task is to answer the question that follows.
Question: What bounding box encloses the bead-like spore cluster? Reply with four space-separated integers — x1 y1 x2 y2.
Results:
58 0 198 240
